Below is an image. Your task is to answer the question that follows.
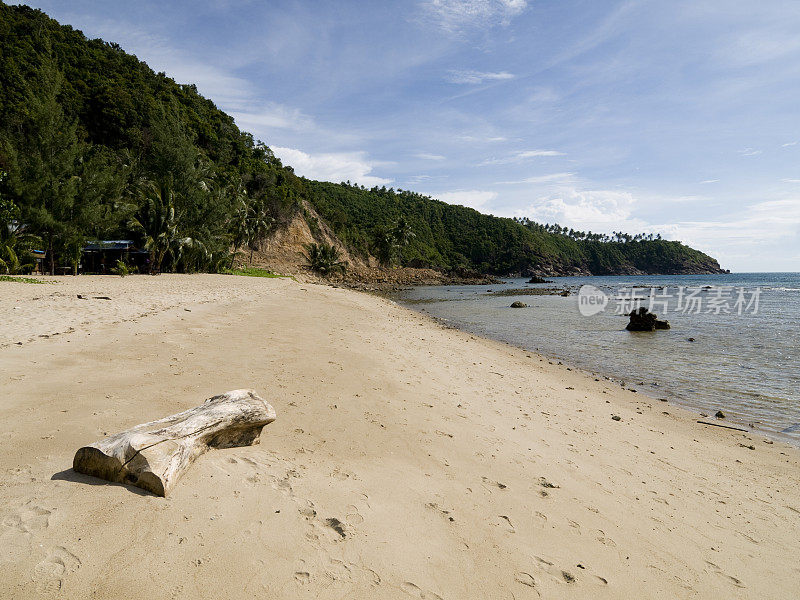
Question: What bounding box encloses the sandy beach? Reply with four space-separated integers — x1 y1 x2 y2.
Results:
1 274 798 599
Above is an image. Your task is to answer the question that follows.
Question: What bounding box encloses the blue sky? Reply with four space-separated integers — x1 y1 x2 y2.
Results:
22 0 800 271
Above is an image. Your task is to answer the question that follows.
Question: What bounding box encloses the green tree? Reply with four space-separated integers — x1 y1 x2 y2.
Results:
128 180 194 273
303 242 346 276
391 217 415 264
229 183 274 266
0 171 40 274
372 225 397 266
9 61 87 274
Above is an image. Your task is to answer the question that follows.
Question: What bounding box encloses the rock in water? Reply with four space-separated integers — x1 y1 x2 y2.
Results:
73 389 276 496
527 276 553 284
510 301 528 308
626 307 670 331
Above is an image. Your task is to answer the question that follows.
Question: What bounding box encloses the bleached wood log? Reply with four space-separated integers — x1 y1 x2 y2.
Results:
73 389 276 496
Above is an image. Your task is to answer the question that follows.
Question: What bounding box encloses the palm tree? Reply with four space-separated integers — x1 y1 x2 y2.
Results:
0 179 40 274
128 180 193 273
391 217 415 264
0 222 39 274
372 226 396 266
303 242 347 276
229 184 274 267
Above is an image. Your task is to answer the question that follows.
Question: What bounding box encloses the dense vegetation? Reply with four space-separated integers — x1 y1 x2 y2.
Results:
0 2 306 274
307 182 724 275
0 2 724 277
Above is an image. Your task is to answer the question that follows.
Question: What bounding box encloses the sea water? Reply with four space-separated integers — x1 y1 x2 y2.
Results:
395 273 800 444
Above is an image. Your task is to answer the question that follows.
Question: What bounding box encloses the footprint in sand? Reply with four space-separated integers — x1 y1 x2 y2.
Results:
400 581 444 599
296 499 317 519
531 556 577 585
3 502 52 534
705 561 746 588
345 505 364 525
514 572 541 596
34 546 80 597
567 519 581 534
294 570 310 585
529 555 609 588
596 530 616 547
498 515 515 533
331 467 355 481
481 476 507 490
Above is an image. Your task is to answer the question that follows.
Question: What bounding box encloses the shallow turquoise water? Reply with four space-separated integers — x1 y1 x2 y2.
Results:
395 273 800 444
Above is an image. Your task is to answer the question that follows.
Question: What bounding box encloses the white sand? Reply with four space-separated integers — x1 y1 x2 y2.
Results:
1 274 798 599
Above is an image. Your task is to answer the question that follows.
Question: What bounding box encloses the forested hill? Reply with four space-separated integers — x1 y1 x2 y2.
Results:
0 2 307 274
307 182 725 276
0 2 725 277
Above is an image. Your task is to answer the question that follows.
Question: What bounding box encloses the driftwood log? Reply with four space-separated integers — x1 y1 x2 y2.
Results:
73 389 276 496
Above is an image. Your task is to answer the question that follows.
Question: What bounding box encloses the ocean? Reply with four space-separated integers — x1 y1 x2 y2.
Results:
394 273 800 444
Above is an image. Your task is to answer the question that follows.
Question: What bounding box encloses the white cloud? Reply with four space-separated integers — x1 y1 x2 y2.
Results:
230 104 314 133
514 185 800 271
517 150 565 158
435 190 498 211
700 179 720 184
415 153 447 161
514 187 645 232
272 147 392 187
782 141 798 147
480 149 565 166
498 172 575 185
446 69 515 84
739 147 762 156
781 178 800 183
655 199 800 266
421 0 528 33
458 135 508 143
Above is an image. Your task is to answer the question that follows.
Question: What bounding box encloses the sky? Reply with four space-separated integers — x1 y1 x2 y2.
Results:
20 0 800 271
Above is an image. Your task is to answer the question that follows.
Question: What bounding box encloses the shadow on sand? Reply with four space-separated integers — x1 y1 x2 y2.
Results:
51 468 155 497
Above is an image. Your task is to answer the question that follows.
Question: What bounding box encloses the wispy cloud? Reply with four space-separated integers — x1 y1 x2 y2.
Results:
721 29 800 67
406 174 449 186
415 152 447 161
518 150 564 158
435 189 498 211
782 141 798 147
272 147 392 187
446 69 515 84
230 103 315 133
457 135 509 143
656 199 800 258
739 147 762 156
700 179 720 184
480 149 565 166
420 0 528 34
498 172 575 185
781 178 800 183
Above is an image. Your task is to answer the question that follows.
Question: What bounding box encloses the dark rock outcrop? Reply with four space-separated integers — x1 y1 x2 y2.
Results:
510 301 528 308
626 307 670 331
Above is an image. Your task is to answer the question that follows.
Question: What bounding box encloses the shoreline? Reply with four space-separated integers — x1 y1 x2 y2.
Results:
391 275 800 447
1 274 799 599
396 298 795 446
